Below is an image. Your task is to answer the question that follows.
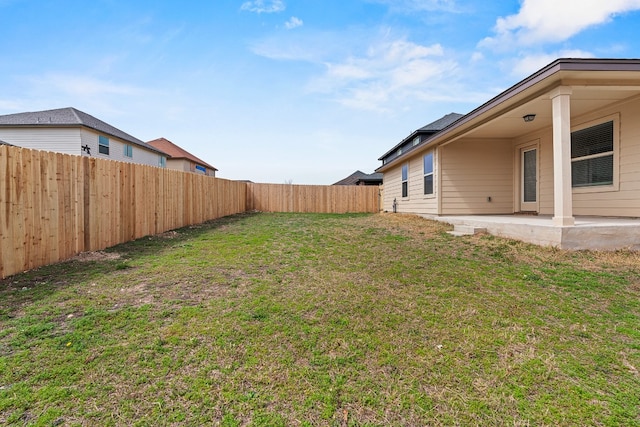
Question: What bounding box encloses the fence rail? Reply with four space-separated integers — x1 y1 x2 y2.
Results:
0 146 380 278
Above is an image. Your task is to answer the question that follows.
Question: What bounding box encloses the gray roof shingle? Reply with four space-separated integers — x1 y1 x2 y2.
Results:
418 112 464 132
333 170 383 185
378 112 464 161
0 107 166 155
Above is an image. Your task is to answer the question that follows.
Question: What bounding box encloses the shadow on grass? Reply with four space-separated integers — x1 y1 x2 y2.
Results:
0 212 260 318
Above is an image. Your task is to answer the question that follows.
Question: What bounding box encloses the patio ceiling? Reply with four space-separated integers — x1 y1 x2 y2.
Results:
468 81 640 139
378 59 640 173
448 67 640 138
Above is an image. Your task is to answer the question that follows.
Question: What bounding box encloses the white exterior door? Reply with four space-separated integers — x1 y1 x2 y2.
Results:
520 147 538 212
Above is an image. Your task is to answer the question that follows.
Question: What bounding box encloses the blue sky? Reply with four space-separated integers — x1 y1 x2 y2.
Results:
2 0 640 184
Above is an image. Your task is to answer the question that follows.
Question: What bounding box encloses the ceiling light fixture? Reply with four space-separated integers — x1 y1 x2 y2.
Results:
523 114 536 123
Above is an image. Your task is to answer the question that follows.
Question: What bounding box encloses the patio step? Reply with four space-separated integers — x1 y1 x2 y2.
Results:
448 225 487 236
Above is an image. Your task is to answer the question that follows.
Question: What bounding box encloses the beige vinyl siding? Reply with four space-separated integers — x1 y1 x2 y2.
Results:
440 139 513 215
382 167 401 212
166 159 215 176
80 129 162 168
381 149 438 214
166 158 192 173
570 99 640 217
0 128 81 155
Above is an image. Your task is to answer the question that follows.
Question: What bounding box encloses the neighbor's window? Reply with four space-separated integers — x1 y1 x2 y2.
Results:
124 144 133 158
412 136 420 146
98 135 109 155
571 120 613 187
159 155 166 168
423 152 434 195
401 163 408 198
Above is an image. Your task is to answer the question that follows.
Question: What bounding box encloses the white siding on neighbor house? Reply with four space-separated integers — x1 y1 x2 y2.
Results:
0 128 82 155
80 129 164 167
440 139 513 215
382 148 438 214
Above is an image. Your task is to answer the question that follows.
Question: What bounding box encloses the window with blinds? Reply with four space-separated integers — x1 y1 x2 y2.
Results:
571 120 614 187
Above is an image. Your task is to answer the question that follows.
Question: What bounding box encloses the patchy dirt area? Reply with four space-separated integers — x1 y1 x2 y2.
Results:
70 251 121 262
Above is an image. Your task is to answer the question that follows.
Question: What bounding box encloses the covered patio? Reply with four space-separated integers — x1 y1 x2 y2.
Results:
428 214 640 250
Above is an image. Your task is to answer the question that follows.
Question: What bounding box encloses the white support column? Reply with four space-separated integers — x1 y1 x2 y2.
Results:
550 86 575 226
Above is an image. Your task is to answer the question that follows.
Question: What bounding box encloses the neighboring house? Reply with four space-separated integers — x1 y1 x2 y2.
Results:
377 58 640 249
333 170 383 186
147 137 217 177
0 107 168 168
378 113 463 168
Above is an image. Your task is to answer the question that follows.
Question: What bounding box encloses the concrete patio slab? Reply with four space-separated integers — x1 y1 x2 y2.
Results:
424 214 640 250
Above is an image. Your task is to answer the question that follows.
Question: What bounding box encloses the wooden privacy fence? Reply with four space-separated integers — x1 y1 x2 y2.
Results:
0 145 380 278
246 182 380 213
0 145 245 279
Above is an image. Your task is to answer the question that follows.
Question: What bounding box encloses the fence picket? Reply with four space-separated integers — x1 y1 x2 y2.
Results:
0 146 379 278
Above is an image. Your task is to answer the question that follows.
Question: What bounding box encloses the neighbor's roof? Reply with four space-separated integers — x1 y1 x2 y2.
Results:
333 170 383 185
418 112 464 132
378 112 463 161
147 137 218 171
0 107 167 155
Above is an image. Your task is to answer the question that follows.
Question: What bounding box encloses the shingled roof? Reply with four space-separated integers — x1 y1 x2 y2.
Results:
0 107 166 155
378 112 464 161
147 137 217 171
333 170 383 186
418 112 464 132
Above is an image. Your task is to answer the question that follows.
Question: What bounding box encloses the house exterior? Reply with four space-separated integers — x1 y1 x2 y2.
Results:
147 137 217 177
0 107 168 168
333 170 383 186
377 58 640 248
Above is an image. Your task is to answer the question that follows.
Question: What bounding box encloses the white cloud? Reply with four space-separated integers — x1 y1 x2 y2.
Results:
510 50 595 76
312 39 455 112
481 0 640 48
240 0 285 14
284 16 303 29
250 27 465 112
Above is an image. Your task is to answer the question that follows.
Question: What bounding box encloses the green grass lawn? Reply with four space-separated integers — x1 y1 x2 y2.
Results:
1 212 639 426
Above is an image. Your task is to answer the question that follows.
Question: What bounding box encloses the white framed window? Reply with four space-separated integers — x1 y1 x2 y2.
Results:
98 135 109 155
401 163 408 198
423 152 434 195
124 144 133 158
412 136 420 146
159 155 166 168
571 115 618 191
